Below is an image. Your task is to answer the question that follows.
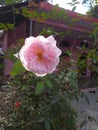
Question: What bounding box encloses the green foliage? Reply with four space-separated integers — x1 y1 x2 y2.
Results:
67 0 80 11
0 23 15 31
40 27 58 36
82 0 95 8
20 4 69 22
88 47 98 76
77 38 98 78
0 0 26 5
83 0 98 17
35 81 45 95
87 5 98 18
11 60 26 76
1 56 78 130
45 79 53 89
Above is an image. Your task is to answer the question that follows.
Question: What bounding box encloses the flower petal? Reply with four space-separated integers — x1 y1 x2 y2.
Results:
47 35 56 46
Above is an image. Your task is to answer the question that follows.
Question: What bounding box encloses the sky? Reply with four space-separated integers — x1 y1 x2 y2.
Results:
50 0 89 14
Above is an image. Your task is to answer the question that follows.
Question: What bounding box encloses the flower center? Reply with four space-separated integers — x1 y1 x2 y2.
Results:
37 50 43 61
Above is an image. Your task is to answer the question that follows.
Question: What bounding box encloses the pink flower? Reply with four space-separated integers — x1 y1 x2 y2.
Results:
18 35 62 76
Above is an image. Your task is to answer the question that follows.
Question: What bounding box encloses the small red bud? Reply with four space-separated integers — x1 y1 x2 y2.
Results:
15 101 20 108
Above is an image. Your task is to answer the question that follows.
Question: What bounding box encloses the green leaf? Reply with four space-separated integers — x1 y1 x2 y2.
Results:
7 23 15 31
45 79 53 89
11 60 26 76
72 6 76 11
6 0 14 5
35 81 45 95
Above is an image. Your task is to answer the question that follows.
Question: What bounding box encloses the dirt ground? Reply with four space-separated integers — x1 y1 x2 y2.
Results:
0 84 19 127
72 87 98 130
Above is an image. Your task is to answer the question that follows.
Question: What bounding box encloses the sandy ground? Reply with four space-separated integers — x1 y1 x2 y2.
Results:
72 87 98 130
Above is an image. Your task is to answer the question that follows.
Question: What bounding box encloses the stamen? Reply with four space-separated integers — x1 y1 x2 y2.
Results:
37 51 43 61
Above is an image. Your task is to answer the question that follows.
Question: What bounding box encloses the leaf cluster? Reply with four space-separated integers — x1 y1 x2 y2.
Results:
1 56 78 130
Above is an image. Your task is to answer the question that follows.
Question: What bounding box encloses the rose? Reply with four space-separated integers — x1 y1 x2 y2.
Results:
18 35 61 76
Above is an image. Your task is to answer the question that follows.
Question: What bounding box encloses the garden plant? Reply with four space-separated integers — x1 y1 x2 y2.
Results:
0 1 98 130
